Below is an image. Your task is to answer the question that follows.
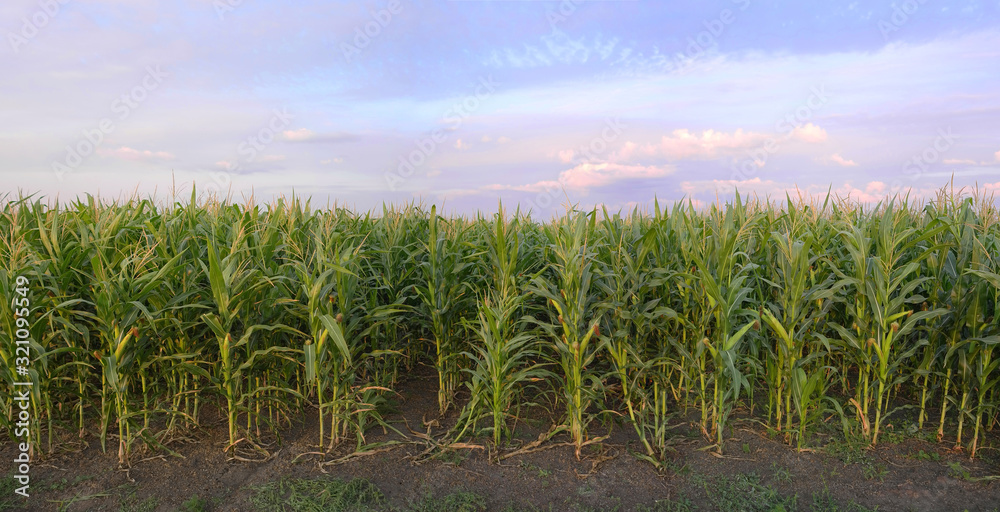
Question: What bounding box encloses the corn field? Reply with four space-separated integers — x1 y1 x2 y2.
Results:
2 187 999 467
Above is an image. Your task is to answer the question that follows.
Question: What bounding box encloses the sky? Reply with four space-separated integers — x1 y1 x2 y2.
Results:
2 0 999 215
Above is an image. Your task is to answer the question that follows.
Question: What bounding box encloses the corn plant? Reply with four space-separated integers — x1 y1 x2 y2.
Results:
829 202 946 445
789 366 828 449
200 224 300 458
963 258 1000 458
363 205 421 383
759 203 832 437
415 206 475 415
80 198 186 465
596 209 677 462
452 208 546 447
455 293 548 446
920 197 994 450
0 200 45 452
527 210 604 458
685 199 760 451
2 186 999 465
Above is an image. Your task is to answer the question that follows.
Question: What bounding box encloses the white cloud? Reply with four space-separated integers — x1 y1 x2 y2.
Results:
680 177 941 203
822 153 858 167
484 162 674 194
98 146 174 162
484 31 620 68
792 123 827 143
282 128 315 141
638 129 772 160
558 162 672 189
617 125 827 164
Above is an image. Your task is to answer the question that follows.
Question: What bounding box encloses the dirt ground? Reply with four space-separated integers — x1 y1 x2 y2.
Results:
4 368 1000 511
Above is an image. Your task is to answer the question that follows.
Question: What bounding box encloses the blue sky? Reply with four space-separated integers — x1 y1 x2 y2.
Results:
2 0 999 214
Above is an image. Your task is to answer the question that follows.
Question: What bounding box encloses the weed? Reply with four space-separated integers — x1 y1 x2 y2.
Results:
250 477 385 512
861 463 888 482
705 473 797 511
908 450 940 461
409 489 487 512
181 495 211 512
772 463 792 483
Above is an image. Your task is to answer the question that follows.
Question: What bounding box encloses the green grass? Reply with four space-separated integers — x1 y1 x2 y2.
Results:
772 463 793 483
407 490 487 512
240 473 897 512
117 485 158 512
0 475 23 512
250 477 386 512
907 449 940 461
634 495 695 512
809 487 878 512
823 432 870 465
705 473 798 512
181 494 213 512
861 463 888 482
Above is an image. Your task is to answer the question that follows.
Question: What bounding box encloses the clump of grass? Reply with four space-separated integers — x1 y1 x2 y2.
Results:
181 495 211 512
408 489 487 512
705 473 797 512
250 477 385 512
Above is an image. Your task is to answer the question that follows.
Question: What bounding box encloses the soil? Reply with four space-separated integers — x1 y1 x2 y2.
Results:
4 367 1000 512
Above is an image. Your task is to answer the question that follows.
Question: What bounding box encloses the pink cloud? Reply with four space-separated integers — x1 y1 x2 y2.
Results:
615 141 639 161
645 129 771 160
557 149 575 163
995 150 1000 162
558 162 672 189
792 123 827 143
473 162 674 196
99 146 174 162
821 153 858 167
943 158 979 165
680 178 940 204
282 128 314 141
680 177 773 196
614 125 828 164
